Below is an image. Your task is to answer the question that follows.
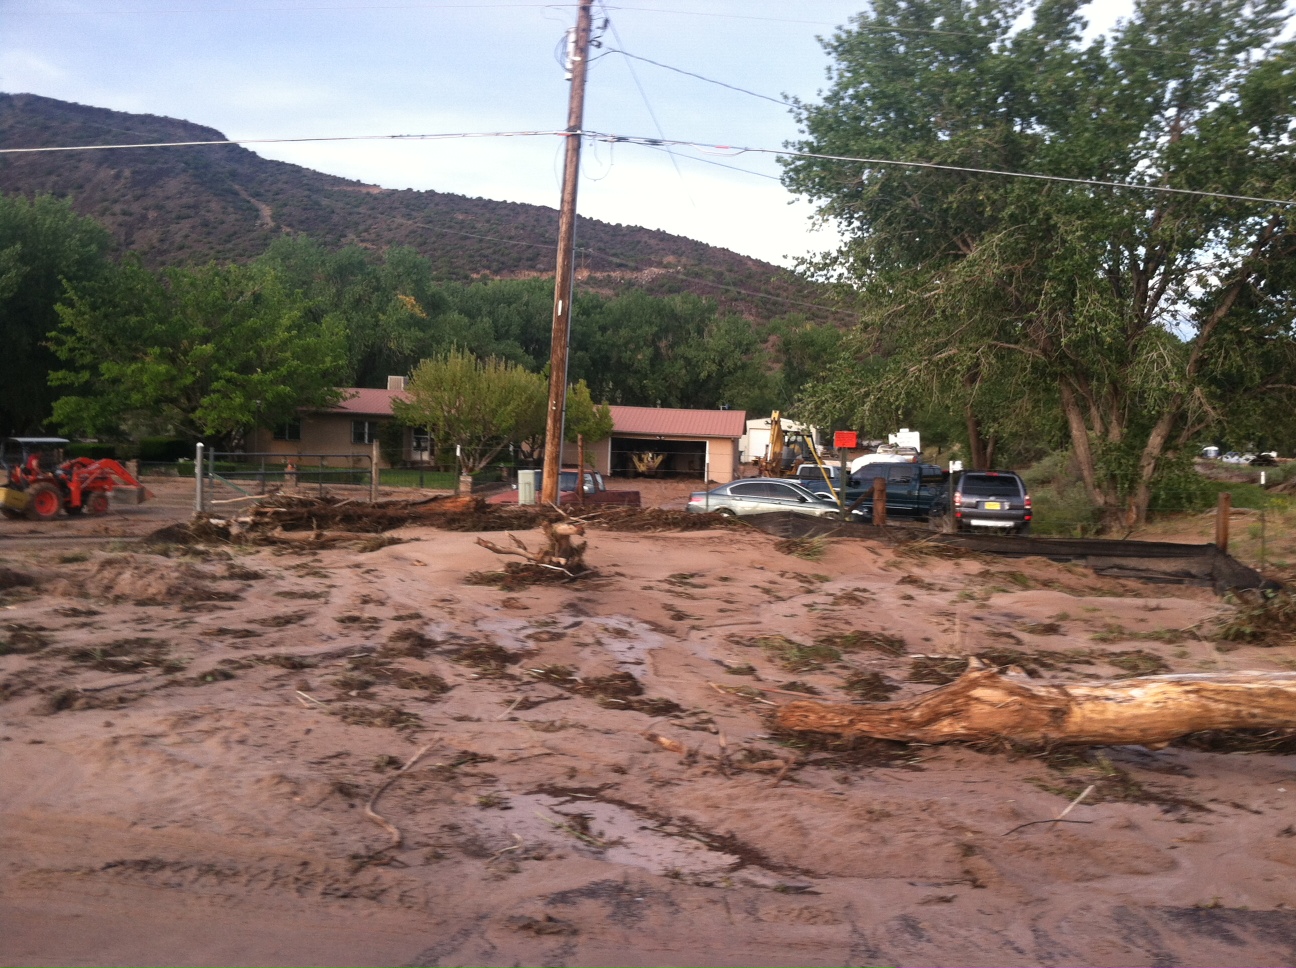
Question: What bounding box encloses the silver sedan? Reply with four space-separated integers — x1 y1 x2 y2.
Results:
686 479 864 520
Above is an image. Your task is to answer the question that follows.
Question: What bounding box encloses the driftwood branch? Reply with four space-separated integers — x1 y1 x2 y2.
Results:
776 669 1296 747
475 521 588 572
365 743 435 852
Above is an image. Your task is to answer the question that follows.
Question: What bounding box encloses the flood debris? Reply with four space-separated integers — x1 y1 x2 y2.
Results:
777 667 1296 748
163 495 731 551
476 520 589 577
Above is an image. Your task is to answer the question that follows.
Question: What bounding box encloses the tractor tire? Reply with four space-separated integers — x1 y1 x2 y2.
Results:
26 483 63 521
1 507 22 520
85 492 110 516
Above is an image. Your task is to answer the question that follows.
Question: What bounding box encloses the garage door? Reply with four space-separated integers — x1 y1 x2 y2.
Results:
610 437 707 479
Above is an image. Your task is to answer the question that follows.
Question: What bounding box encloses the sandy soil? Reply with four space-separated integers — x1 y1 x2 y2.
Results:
3 492 1296 966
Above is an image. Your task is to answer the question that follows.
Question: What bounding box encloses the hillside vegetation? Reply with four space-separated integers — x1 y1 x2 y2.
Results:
0 93 829 322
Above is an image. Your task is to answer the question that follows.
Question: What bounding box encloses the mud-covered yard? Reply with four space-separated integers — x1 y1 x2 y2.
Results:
2 512 1296 967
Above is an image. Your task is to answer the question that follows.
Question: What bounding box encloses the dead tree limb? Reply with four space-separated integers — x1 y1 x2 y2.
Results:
475 521 588 572
776 669 1296 747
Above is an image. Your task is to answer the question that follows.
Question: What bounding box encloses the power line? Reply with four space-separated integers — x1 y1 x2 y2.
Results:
587 132 1296 209
8 2 567 14
6 127 1292 208
0 129 564 154
604 48 786 105
595 5 691 198
639 142 781 180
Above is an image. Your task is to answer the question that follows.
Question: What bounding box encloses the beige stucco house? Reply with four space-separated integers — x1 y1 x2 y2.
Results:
250 380 746 482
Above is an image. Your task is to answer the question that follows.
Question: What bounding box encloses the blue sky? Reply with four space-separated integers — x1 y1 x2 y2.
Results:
2 0 1132 266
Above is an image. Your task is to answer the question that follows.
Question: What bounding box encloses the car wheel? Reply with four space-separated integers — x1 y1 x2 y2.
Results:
715 507 736 517
1017 522 1031 536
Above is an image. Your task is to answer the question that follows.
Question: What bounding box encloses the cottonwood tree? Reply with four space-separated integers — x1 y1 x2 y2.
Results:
0 194 112 436
785 0 1296 525
49 260 346 444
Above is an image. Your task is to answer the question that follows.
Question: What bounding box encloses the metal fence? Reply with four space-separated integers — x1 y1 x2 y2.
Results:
194 447 376 512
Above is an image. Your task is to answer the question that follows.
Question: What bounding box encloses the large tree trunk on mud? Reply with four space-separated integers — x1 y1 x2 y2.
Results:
776 669 1296 747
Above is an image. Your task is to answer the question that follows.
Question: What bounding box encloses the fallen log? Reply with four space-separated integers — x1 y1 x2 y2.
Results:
776 668 1296 747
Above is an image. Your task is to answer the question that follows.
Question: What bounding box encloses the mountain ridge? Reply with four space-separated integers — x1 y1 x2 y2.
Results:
0 93 829 320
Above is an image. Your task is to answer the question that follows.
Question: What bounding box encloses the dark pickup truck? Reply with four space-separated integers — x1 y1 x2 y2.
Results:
487 469 641 507
787 462 947 521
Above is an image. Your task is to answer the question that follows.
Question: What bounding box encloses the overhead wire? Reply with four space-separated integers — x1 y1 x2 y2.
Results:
593 2 692 204
0 129 565 154
585 132 1296 209
9 1 573 14
5 128 1292 208
602 48 786 105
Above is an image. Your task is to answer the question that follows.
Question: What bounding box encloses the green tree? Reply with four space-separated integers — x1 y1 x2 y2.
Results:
48 260 347 444
784 0 1296 525
0 193 113 435
564 379 614 446
393 350 547 481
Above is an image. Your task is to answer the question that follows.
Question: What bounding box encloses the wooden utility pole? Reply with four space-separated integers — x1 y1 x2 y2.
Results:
540 0 595 505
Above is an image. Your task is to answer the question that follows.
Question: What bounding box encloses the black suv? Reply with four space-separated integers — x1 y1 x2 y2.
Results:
931 470 1031 534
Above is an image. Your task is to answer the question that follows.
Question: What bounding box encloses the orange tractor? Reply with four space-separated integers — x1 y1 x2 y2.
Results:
1 437 151 521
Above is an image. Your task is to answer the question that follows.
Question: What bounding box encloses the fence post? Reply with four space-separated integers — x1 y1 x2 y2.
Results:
1215 491 1231 551
371 441 379 503
873 476 887 527
1260 471 1267 570
194 442 204 513
575 434 585 504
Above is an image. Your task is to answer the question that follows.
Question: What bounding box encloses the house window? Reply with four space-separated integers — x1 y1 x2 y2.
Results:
273 420 301 441
352 420 379 444
411 430 432 460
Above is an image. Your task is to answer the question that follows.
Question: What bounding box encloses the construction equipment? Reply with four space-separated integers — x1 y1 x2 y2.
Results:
754 412 815 477
1 438 150 521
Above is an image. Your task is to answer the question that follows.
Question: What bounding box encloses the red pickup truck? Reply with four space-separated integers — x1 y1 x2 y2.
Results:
486 469 641 507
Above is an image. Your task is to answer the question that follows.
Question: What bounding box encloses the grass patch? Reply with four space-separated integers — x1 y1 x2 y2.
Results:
1029 751 1208 814
1215 588 1296 647
332 703 421 729
757 635 841 672
0 625 52 655
815 630 907 657
774 537 828 561
61 637 178 673
1104 649 1170 677
448 641 524 676
843 671 900 701
907 656 968 684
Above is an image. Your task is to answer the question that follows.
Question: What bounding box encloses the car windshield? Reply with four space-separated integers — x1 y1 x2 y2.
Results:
556 471 594 491
961 474 1022 498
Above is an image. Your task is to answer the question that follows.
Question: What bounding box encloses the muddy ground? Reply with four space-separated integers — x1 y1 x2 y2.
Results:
2 484 1296 966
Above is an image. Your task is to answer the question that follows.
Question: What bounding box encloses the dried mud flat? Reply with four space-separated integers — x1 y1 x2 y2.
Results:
2 519 1296 967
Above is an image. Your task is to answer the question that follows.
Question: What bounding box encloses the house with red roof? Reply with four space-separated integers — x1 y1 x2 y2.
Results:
249 379 747 482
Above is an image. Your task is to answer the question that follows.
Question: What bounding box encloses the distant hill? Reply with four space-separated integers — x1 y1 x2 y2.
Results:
0 93 831 321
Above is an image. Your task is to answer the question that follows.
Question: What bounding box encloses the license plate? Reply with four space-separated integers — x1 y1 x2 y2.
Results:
983 501 1002 510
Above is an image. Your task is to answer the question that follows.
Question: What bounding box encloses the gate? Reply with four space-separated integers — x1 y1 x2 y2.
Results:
193 445 376 512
